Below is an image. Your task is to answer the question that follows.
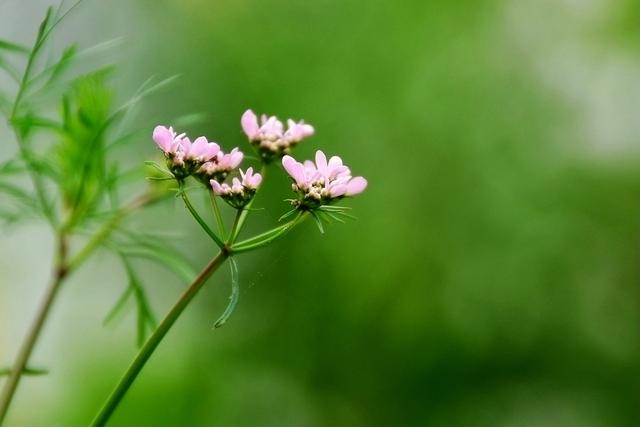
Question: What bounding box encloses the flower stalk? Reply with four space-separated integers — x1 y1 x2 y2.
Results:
0 232 67 426
0 192 156 426
89 250 230 427
88 111 367 426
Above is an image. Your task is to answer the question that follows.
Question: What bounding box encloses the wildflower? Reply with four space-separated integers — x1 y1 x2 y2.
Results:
152 125 223 179
180 136 220 163
153 125 184 157
241 109 314 161
210 167 262 209
195 147 244 184
282 150 367 209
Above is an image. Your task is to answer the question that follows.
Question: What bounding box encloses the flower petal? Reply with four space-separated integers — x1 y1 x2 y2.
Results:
152 125 174 152
241 109 260 139
282 155 305 184
345 177 367 196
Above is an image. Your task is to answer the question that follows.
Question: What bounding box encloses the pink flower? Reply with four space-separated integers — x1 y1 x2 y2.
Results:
198 147 245 182
241 109 314 159
240 167 262 189
282 150 367 208
153 125 184 154
210 167 262 209
180 136 220 162
152 125 234 180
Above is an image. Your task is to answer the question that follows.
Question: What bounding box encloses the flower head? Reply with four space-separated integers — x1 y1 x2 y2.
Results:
282 150 367 209
210 167 262 209
152 125 231 180
196 147 244 183
241 109 314 162
153 125 184 155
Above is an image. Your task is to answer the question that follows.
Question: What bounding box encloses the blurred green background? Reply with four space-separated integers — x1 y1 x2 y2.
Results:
2 0 640 426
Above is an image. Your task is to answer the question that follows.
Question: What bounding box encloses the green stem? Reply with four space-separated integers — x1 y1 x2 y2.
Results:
228 164 267 243
0 232 67 426
227 208 243 244
0 191 155 425
231 212 306 253
180 189 225 249
89 250 229 427
6 8 56 226
209 190 226 240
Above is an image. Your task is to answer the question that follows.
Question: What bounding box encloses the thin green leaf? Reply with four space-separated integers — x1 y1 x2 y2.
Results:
317 205 352 212
232 213 306 253
103 285 134 326
278 208 298 222
0 181 37 210
0 55 20 82
0 366 48 376
310 210 324 234
115 75 179 116
0 40 30 54
172 112 209 128
322 211 346 223
144 160 172 177
40 0 85 46
118 246 196 283
104 255 157 348
213 257 240 328
0 159 25 176
331 211 358 220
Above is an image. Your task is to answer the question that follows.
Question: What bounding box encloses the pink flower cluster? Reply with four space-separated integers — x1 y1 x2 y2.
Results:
282 150 367 209
198 148 244 182
153 125 243 181
241 109 314 161
153 109 367 214
210 167 262 209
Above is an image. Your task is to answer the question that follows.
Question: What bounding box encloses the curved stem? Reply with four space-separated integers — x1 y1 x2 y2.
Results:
0 233 67 426
89 250 229 427
180 189 225 249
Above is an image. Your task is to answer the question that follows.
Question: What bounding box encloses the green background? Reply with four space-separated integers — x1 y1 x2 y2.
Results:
1 0 640 426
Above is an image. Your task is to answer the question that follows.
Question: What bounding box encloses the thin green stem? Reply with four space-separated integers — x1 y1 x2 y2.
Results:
209 190 226 240
0 191 155 425
231 212 306 253
227 208 243 244
228 164 267 243
89 250 229 427
0 232 67 426
7 9 56 226
180 188 225 250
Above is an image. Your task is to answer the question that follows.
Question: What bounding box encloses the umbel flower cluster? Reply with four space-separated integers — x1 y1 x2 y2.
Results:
153 109 367 215
153 126 243 183
241 109 314 162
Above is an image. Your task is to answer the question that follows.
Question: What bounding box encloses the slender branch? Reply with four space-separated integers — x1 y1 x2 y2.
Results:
0 232 68 426
228 164 267 243
227 208 243 244
179 188 225 249
0 190 155 425
89 250 229 427
209 190 226 240
6 9 56 226
231 212 306 253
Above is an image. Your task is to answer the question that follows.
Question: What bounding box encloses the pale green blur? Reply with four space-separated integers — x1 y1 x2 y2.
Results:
1 0 640 426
